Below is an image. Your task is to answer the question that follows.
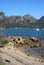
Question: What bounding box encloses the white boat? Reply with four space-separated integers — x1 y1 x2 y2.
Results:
35 28 40 31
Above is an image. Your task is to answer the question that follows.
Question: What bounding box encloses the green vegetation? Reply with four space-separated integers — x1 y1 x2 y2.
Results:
0 40 8 45
0 62 4 65
1 40 8 44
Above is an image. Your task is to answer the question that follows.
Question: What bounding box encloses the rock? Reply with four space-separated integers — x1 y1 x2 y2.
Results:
30 37 40 42
13 37 24 44
0 43 4 48
5 59 10 63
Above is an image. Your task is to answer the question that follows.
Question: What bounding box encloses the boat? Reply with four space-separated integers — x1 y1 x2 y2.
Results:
35 28 40 31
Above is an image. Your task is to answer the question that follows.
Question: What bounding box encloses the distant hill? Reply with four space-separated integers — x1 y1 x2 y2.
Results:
38 16 44 28
0 12 44 28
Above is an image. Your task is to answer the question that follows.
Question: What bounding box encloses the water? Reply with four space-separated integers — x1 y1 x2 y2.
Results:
0 28 44 38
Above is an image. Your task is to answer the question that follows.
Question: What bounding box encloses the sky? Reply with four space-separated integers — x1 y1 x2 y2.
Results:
0 0 44 19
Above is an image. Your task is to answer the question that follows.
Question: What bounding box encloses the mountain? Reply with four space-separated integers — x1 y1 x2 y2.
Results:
38 16 44 23
38 16 44 28
0 11 44 28
8 14 37 24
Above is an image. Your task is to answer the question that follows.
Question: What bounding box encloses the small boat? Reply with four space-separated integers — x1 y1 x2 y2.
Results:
35 28 40 31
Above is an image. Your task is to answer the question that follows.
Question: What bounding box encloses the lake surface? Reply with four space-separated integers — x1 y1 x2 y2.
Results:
0 28 44 38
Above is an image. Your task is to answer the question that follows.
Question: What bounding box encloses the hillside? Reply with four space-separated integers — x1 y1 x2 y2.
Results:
0 12 44 28
38 16 44 28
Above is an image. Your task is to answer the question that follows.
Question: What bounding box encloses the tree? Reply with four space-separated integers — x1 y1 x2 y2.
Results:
0 12 5 20
0 12 4 16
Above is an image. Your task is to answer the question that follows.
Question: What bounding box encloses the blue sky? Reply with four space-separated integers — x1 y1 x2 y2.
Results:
0 0 44 19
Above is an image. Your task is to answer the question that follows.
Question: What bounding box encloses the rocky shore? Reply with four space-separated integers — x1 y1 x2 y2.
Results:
0 36 44 48
0 36 44 65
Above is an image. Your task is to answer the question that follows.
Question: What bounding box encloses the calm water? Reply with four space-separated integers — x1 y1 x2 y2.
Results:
0 28 44 38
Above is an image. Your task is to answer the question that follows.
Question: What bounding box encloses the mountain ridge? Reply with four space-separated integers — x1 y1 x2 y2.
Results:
0 12 44 28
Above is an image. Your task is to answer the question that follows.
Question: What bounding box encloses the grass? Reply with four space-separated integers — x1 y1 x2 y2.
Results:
0 62 4 65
